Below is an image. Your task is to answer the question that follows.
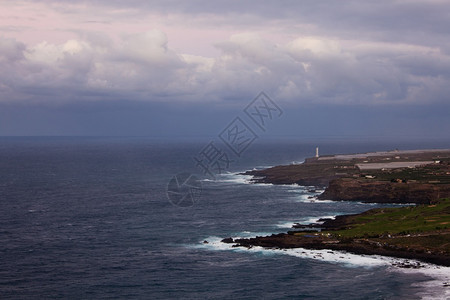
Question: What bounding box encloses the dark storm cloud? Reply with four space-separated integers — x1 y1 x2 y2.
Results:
1 31 449 106
54 0 450 43
1 0 450 105
0 0 449 137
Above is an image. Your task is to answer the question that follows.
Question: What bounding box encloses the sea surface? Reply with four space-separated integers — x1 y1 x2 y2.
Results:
0 137 449 299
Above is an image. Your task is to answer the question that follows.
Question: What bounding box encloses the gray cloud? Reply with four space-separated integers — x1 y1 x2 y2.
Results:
1 0 450 109
1 30 450 106
46 1 450 44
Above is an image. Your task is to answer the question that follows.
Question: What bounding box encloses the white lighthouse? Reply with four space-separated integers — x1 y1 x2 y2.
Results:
315 147 319 158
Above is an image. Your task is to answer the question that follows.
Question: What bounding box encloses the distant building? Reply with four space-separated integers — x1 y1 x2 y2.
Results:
315 147 319 158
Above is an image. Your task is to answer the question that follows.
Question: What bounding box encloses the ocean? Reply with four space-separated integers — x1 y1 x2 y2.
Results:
0 137 449 299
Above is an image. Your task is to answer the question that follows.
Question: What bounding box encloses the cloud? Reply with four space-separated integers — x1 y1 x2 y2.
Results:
1 1 450 107
0 30 188 103
0 1 449 137
0 37 25 62
1 30 450 106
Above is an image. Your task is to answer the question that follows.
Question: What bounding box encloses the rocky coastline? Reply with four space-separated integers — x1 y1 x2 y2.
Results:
223 207 450 266
244 149 450 204
230 149 450 266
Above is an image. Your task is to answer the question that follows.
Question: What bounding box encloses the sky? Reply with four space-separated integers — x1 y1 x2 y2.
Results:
0 0 449 140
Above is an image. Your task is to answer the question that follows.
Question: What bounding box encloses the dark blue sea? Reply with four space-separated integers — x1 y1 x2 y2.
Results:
1 137 449 299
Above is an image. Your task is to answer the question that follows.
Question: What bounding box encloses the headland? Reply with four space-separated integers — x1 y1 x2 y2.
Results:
244 149 450 204
229 149 450 266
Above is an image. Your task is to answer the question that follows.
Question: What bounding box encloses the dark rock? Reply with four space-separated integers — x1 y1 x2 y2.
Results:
318 178 450 204
292 223 322 229
317 218 333 222
221 237 234 243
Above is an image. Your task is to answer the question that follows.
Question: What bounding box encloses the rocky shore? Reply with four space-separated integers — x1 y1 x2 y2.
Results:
318 178 450 204
231 149 450 266
244 149 450 204
226 231 450 267
223 199 450 266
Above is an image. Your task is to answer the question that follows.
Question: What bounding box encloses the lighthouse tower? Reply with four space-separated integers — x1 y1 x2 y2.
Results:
315 147 319 158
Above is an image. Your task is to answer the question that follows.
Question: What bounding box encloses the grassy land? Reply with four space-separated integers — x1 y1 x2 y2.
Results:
234 199 450 265
240 151 450 264
331 198 450 238
366 163 450 184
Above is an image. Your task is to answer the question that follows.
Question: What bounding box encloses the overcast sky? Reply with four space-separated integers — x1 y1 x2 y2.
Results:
0 0 449 140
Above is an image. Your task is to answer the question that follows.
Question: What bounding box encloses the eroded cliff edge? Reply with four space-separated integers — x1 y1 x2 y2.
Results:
244 149 450 204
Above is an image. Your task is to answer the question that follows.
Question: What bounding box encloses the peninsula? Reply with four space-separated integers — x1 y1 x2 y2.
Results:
244 149 450 204
228 149 450 266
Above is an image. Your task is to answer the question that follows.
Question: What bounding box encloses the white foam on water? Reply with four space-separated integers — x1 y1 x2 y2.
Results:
285 185 326 195
294 194 313 201
213 172 277 187
255 165 274 169
308 215 336 223
314 199 335 203
286 188 308 193
201 179 214 182
196 172 448 298
294 197 335 204
275 221 300 229
293 194 332 203
195 234 450 299
214 172 253 184
389 263 450 300
280 247 391 268
195 235 389 268
248 181 274 187
275 215 337 228
194 236 234 251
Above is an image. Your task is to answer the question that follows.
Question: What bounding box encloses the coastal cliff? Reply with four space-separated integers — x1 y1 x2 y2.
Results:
230 149 450 266
318 178 450 204
245 149 450 204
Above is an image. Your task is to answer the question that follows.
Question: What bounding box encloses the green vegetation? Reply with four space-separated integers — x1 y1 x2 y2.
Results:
244 150 450 264
238 198 450 265
331 198 450 238
365 163 450 184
